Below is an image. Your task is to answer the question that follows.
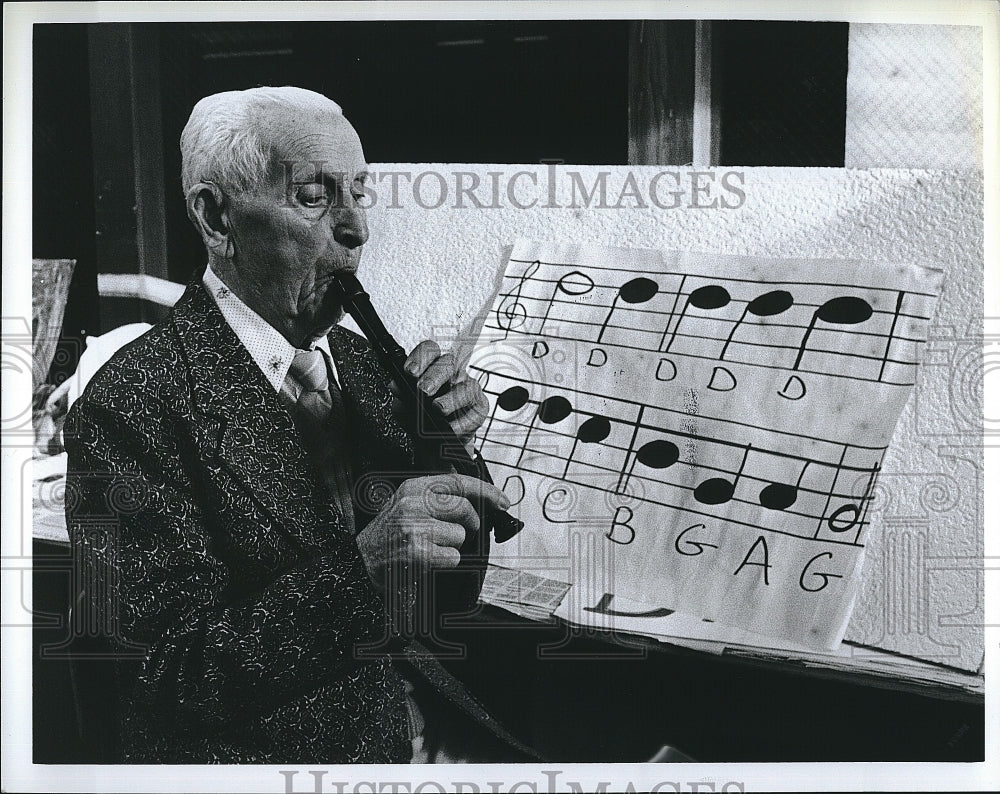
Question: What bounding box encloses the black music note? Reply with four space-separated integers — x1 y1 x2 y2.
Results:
537 395 573 424
578 415 612 443
792 295 874 371
495 260 540 339
596 277 659 343
616 437 680 494
538 270 595 336
693 444 750 505
498 386 531 412
484 385 531 442
661 284 732 353
877 291 905 382
758 460 811 511
562 415 613 478
636 439 681 468
719 289 794 361
516 395 574 466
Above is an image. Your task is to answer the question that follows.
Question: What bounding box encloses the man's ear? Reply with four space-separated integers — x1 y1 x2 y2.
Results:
186 182 232 257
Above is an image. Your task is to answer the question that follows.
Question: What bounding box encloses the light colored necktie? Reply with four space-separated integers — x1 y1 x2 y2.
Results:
288 349 333 418
283 349 355 534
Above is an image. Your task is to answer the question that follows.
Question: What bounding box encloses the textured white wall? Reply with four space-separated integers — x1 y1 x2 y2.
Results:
358 164 983 672
846 24 983 168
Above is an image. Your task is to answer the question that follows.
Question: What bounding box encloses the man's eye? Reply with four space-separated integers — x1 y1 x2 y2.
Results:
297 184 331 207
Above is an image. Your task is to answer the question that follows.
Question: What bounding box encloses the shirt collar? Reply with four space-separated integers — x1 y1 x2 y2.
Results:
202 264 338 392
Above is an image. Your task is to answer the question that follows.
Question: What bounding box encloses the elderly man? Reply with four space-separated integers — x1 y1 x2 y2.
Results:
65 86 521 763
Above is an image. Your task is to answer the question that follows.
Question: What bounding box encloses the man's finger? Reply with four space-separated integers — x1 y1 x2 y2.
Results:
424 493 479 535
404 340 441 378
416 352 456 398
430 544 461 568
448 409 487 440
433 378 478 416
425 520 468 550
426 473 511 511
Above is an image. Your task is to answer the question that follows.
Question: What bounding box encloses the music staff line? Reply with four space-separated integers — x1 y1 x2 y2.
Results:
477 372 882 542
483 324 920 387
493 264 930 387
486 313 926 363
482 386 881 530
506 257 939 300
814 444 878 545
483 418 878 532
484 409 881 503
484 449 869 548
498 275 933 328
470 365 890 451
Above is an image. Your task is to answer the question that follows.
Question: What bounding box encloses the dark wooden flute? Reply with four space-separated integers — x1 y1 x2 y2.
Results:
328 272 524 543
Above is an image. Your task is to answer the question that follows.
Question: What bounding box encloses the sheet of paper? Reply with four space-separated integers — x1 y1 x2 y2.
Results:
552 584 982 695
553 584 833 653
471 240 943 649
480 564 571 622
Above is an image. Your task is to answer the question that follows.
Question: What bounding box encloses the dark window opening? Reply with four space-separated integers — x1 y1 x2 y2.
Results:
715 21 849 166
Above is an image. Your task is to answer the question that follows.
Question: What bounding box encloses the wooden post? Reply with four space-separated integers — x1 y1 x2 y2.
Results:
628 20 696 166
692 20 720 166
88 24 169 330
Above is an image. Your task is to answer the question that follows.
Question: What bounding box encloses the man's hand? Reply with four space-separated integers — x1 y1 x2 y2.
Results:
355 473 510 595
397 340 489 447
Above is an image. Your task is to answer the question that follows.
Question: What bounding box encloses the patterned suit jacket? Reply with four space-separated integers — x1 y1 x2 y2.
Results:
65 279 426 763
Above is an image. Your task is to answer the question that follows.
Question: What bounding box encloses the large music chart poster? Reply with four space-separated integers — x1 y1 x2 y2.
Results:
470 240 944 649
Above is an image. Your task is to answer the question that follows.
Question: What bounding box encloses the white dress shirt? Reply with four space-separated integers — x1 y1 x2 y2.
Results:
202 264 340 391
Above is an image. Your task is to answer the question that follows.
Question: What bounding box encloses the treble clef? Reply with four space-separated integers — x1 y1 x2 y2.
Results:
496 260 541 339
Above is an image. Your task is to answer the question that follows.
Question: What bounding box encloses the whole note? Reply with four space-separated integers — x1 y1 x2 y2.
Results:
538 270 595 336
597 277 659 343
793 295 874 371
719 289 795 362
662 284 732 353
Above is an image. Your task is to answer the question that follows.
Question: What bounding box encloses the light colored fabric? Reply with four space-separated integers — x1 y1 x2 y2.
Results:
63 323 153 414
283 348 333 409
279 347 354 537
202 264 339 391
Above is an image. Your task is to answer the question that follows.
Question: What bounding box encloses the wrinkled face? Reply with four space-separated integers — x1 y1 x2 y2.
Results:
226 108 369 335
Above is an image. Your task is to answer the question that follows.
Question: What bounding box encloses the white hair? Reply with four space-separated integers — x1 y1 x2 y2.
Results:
179 86 343 195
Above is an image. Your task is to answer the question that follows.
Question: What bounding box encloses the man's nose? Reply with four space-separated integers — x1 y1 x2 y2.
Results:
333 205 369 249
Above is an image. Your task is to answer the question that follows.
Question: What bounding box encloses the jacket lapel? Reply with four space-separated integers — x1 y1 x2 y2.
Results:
171 281 344 552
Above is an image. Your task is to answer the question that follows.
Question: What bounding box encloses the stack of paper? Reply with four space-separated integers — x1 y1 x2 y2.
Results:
479 564 571 622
